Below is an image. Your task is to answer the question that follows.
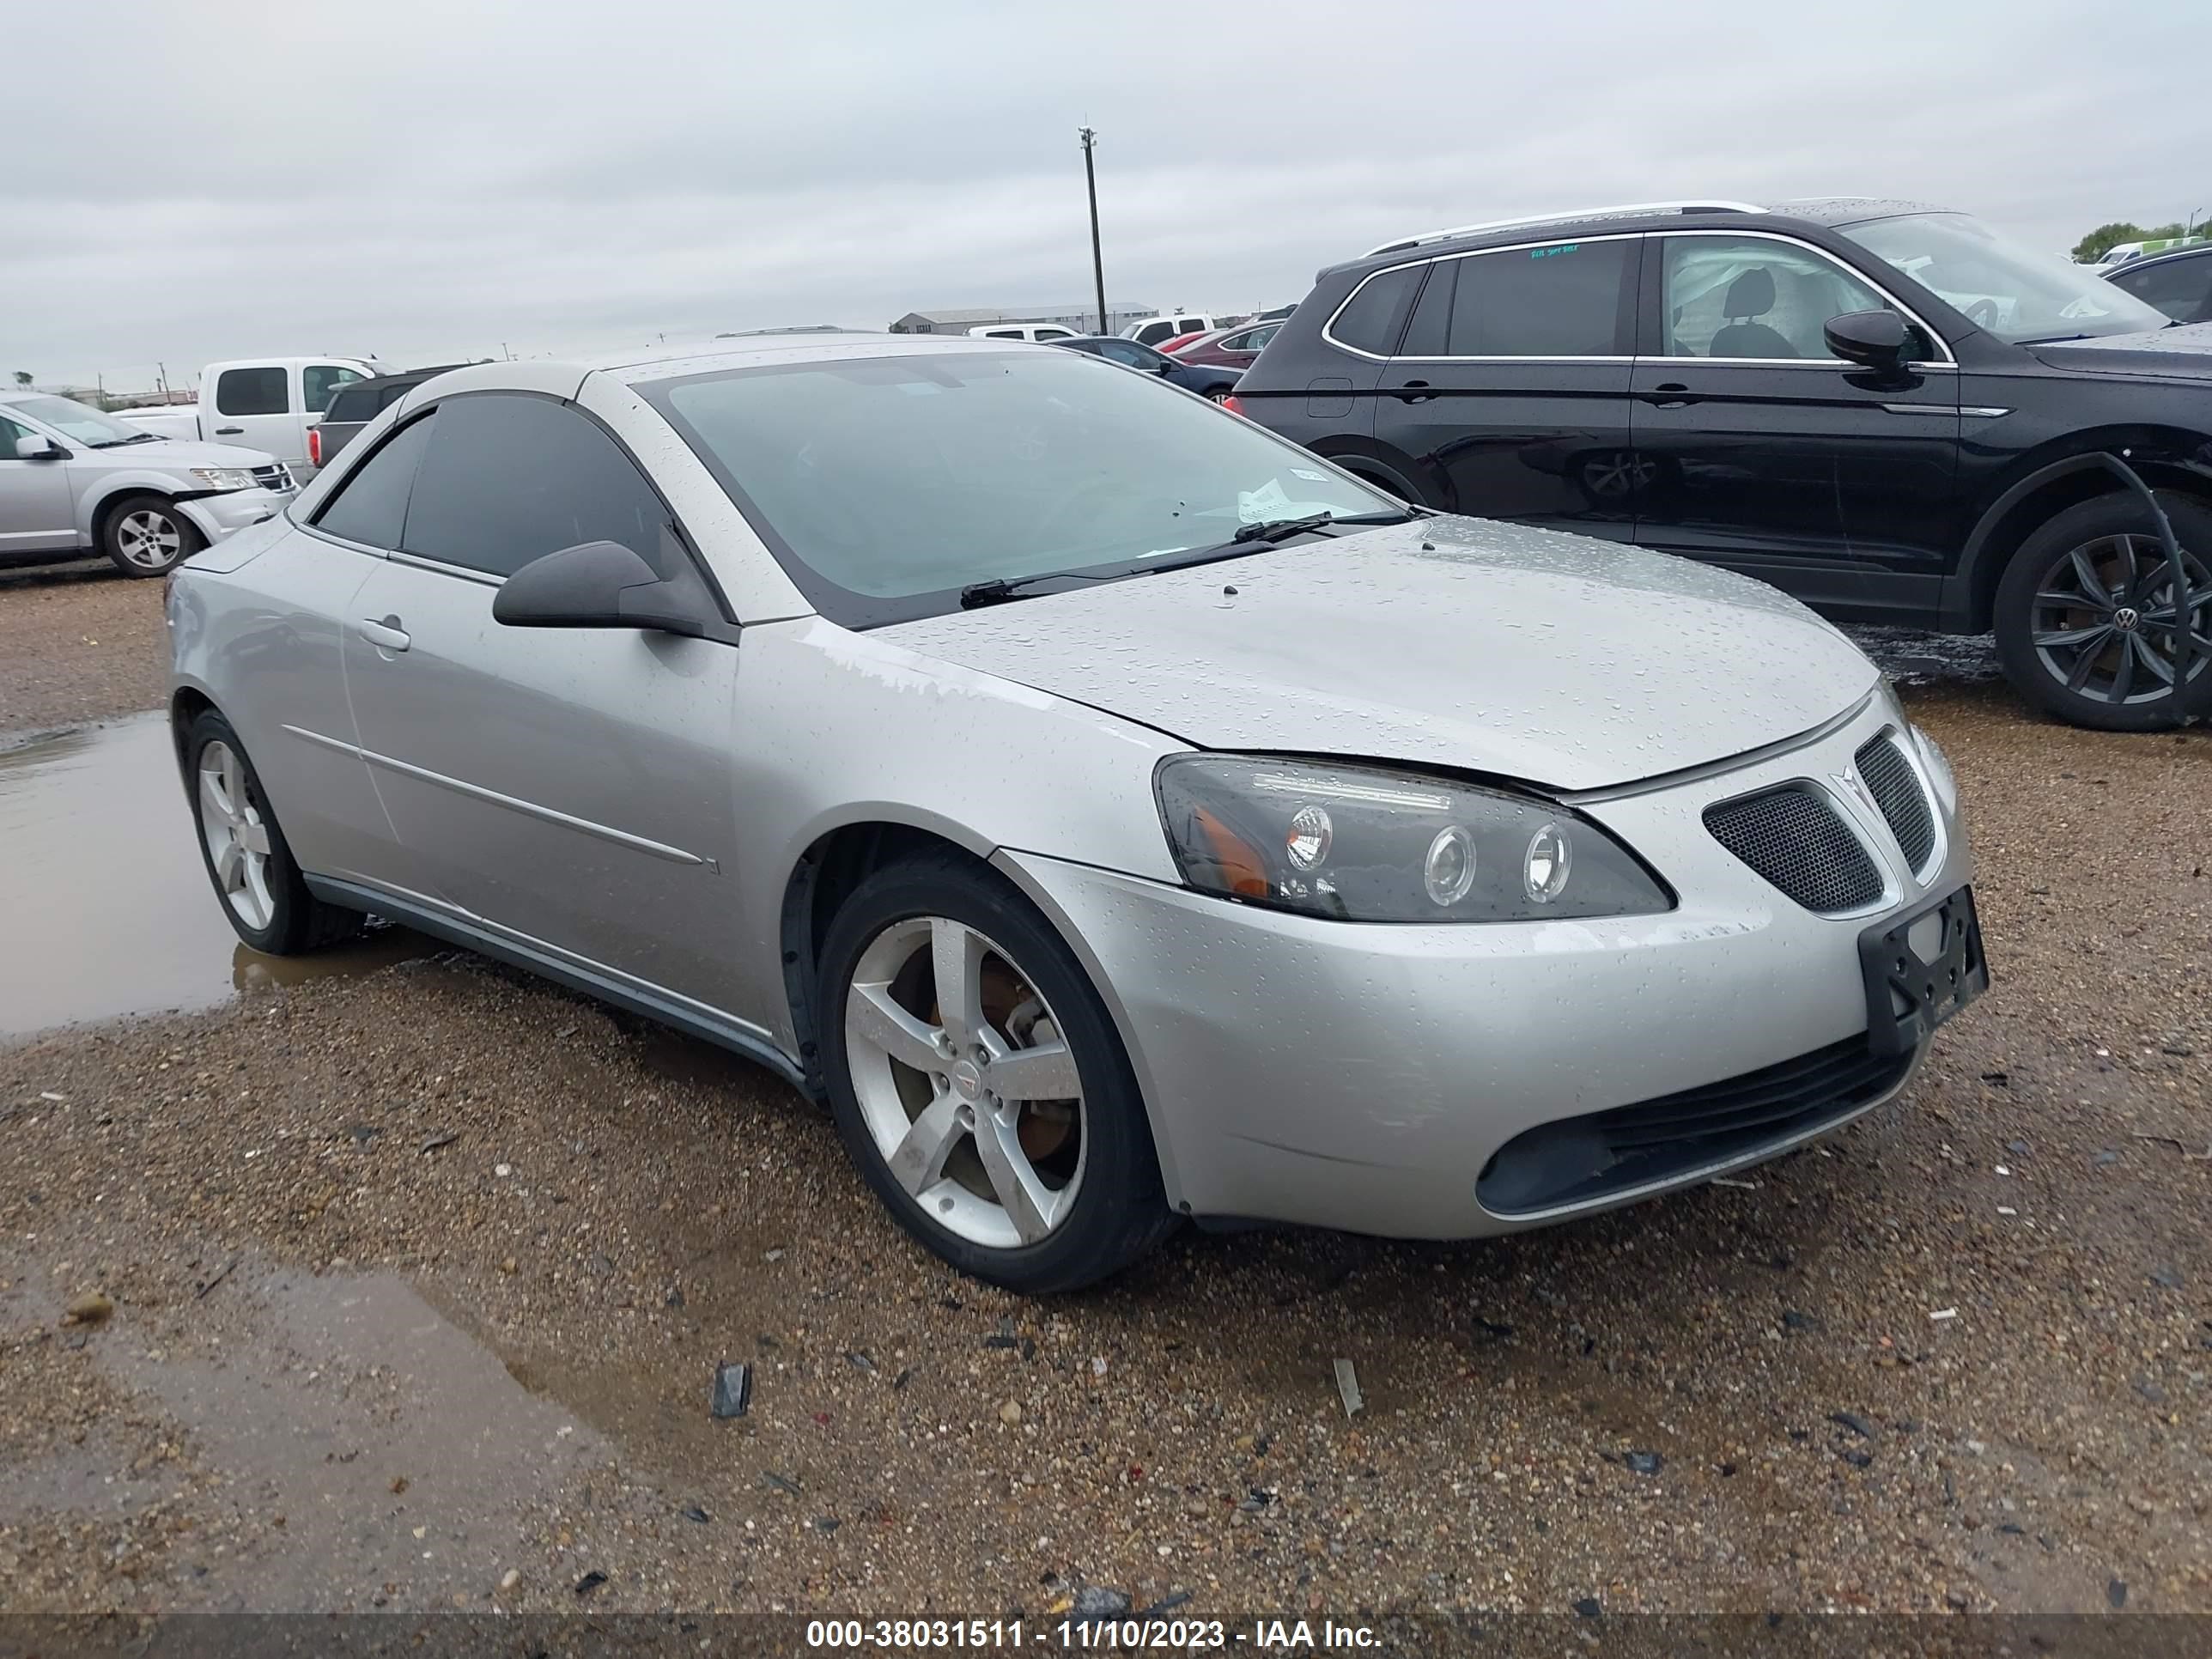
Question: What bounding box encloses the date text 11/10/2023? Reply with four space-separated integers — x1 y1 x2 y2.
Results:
803 1616 1382 1650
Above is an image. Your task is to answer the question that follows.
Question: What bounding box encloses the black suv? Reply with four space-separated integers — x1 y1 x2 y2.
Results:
1236 198 2212 730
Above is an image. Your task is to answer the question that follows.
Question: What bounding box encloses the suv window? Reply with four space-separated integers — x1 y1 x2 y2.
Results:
1660 234 1893 361
313 413 435 550
303 364 365 414
1132 321 1175 346
0 413 37 453
216 367 289 417
398 393 670 579
1418 240 1635 358
1328 264 1423 356
2108 252 2212 323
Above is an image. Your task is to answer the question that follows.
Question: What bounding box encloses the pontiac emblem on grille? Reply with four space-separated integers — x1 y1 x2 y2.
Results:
1832 765 1873 811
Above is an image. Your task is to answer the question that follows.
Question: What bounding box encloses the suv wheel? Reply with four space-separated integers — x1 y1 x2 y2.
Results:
1994 492 2212 731
816 850 1174 1293
102 494 204 577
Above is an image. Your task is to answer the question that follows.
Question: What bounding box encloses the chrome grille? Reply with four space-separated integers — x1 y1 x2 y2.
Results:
1855 733 1936 872
251 462 295 492
1704 785 1884 914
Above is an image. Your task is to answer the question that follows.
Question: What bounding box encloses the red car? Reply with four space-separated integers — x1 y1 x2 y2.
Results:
1167 319 1285 369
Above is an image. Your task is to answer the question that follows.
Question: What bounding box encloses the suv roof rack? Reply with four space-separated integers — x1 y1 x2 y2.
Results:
1362 200 1765 258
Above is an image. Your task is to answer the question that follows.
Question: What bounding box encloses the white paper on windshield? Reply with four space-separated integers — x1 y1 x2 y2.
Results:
1237 477 1340 525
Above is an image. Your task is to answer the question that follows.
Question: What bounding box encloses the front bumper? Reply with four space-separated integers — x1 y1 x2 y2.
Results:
173 486 293 544
995 692 1971 1238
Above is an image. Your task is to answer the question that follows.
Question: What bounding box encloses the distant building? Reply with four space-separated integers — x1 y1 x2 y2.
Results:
888 304 1154 337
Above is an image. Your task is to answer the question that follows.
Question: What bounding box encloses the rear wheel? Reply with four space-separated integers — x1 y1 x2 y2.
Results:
816 851 1173 1293
183 710 366 954
101 494 203 577
1994 492 2212 731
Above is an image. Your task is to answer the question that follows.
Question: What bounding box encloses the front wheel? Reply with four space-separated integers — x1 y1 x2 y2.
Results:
1993 492 2212 731
183 710 366 953
102 494 204 576
816 852 1173 1293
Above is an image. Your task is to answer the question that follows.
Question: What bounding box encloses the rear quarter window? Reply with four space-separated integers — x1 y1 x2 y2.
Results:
1328 265 1422 356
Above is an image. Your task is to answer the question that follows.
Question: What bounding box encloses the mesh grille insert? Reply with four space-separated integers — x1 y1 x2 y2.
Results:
1704 786 1884 914
1478 1034 1911 1214
1856 733 1936 872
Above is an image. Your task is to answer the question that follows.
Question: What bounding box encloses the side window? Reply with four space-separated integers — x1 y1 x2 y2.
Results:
1398 261 1455 357
1133 321 1172 345
216 366 289 417
982 329 1023 340
1442 240 1634 357
303 364 365 414
398 394 670 579
1328 264 1422 356
1661 235 1893 360
313 413 436 550
2111 257 2212 323
1097 340 1152 368
0 413 37 454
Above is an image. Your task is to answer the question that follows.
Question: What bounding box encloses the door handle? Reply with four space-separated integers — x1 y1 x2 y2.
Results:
357 617 410 652
1638 383 1701 409
215 425 244 434
1391 380 1437 403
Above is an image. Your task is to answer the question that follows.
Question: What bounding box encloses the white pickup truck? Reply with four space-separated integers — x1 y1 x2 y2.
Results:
125 356 382 481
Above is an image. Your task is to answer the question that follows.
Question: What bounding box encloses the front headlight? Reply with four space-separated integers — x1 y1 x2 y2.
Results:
190 466 259 491
1155 756 1673 922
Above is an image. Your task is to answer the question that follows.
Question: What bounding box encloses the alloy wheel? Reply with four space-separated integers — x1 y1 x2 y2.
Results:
116 507 184 570
2030 532 2212 707
197 741 276 930
843 916 1086 1249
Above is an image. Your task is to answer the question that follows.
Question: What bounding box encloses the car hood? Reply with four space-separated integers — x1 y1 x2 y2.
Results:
2028 320 2212 378
876 516 1881 792
75 437 282 471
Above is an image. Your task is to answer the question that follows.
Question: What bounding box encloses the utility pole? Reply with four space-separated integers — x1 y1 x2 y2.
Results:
1079 127 1107 336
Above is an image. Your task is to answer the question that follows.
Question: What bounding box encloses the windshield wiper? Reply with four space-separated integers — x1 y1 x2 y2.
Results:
88 433 162 448
1139 507 1424 574
2015 332 2093 345
957 508 1422 609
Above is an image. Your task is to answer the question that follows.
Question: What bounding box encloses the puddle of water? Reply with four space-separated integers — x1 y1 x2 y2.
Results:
0 1255 608 1610
0 714 429 1039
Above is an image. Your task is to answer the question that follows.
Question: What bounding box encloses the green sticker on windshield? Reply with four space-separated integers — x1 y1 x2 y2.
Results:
1530 243 1580 259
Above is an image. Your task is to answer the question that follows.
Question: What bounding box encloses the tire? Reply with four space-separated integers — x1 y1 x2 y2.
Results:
101 494 204 577
815 849 1174 1293
1993 491 2212 731
183 709 366 954
1204 385 1235 403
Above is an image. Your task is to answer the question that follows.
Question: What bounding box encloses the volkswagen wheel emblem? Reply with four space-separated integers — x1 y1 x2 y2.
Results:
2114 606 2142 632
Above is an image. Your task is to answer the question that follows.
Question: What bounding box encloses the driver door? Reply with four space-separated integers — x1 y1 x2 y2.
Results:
1629 232 1961 621
331 393 748 1015
0 413 76 553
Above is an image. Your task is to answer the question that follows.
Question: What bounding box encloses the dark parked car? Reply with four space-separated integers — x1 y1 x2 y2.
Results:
1049 336 1241 400
307 364 474 471
1233 198 2212 730
2102 244 2212 325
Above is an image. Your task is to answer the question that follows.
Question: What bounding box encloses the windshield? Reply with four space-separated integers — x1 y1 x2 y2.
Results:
644 349 1398 626
1843 212 2171 343
6 395 161 447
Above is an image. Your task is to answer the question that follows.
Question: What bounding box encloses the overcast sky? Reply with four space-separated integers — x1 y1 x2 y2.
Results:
7 0 2207 391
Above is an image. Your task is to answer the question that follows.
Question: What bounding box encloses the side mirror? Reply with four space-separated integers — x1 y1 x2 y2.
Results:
491 538 710 637
15 434 65 460
1824 309 1912 376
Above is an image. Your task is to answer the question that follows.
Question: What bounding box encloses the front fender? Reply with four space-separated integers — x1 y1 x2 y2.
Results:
1947 428 2212 628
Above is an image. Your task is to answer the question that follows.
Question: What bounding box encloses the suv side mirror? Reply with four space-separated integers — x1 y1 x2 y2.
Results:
14 434 65 460
491 538 710 637
1825 309 1912 376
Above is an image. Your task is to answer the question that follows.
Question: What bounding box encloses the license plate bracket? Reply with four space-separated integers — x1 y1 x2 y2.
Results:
1859 884 1987 1055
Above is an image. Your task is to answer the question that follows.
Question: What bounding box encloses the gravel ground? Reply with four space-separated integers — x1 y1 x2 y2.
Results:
0 562 169 739
2 568 2209 1624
